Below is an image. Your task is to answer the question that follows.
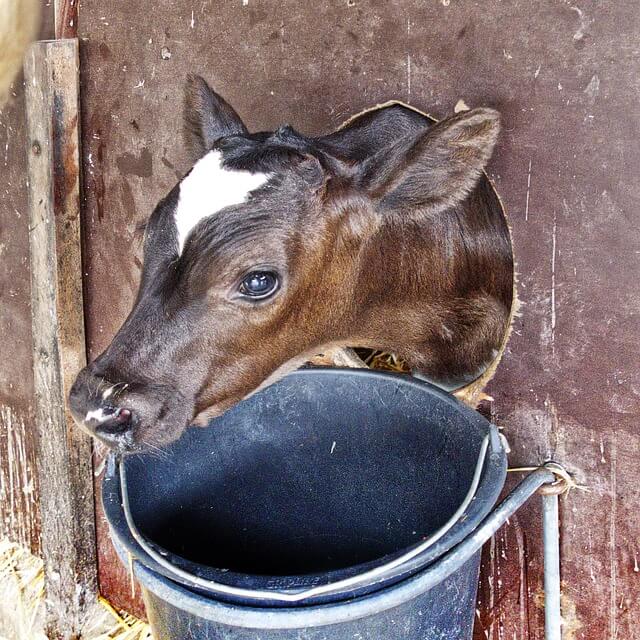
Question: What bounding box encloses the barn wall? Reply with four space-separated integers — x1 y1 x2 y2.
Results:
69 0 639 637
0 2 56 555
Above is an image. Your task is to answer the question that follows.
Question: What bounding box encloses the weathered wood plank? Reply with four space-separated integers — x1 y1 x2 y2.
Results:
24 38 97 639
0 89 41 556
55 0 79 39
0 406 40 551
0 0 56 560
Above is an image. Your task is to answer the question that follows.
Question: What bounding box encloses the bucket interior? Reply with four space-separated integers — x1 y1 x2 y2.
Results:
121 370 491 578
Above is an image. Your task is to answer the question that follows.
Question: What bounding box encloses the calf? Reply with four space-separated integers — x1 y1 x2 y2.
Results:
69 75 513 453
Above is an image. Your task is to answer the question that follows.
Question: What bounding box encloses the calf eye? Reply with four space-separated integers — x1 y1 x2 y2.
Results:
239 271 279 299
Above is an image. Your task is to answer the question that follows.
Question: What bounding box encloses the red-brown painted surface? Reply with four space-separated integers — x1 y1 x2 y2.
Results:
56 0 79 39
74 2 639 636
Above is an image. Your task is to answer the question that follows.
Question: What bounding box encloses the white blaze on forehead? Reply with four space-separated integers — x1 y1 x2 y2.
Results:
174 150 270 254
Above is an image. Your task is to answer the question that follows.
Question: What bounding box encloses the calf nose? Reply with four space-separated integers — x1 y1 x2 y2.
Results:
68 367 138 447
87 406 133 436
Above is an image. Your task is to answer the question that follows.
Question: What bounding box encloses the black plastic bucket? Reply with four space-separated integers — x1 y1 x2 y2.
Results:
103 368 508 639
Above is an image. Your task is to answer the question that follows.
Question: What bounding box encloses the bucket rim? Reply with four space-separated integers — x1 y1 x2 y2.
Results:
103 368 506 605
118 468 552 630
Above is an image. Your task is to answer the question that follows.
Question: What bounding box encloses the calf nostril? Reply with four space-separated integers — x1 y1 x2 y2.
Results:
114 408 132 424
94 407 134 436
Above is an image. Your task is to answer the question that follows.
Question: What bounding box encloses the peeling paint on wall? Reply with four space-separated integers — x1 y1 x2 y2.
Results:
0 405 40 551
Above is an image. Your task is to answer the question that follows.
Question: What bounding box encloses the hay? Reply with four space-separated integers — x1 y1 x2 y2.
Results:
0 0 40 105
0 538 152 640
361 349 411 373
0 539 46 640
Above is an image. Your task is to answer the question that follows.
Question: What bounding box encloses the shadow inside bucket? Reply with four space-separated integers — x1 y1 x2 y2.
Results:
122 370 488 578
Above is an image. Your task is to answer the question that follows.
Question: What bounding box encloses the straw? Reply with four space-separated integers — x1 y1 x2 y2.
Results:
0 538 152 640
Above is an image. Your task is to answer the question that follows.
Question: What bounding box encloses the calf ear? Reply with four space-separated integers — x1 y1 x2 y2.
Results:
358 108 500 214
184 74 248 157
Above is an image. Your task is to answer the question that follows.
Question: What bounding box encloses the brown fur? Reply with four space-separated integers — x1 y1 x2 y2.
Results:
69 78 514 451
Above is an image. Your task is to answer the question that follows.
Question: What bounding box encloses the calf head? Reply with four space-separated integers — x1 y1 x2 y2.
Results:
69 75 512 453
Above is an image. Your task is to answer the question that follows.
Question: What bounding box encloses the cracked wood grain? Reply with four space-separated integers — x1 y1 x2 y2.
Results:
24 38 97 639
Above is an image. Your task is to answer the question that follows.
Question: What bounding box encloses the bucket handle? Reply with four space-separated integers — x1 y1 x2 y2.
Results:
121 464 567 634
117 449 568 639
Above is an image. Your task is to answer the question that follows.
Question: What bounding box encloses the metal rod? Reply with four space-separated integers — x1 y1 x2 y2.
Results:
114 467 557 630
543 492 562 640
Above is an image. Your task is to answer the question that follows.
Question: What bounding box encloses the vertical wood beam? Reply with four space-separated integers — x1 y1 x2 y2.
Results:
55 0 79 39
24 39 97 639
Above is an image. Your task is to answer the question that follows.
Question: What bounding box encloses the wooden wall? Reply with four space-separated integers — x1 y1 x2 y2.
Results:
0 0 56 557
1 1 638 638
77 1 640 636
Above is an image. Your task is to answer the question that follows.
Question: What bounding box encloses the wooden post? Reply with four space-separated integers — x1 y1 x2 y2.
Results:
24 39 97 639
55 0 79 40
